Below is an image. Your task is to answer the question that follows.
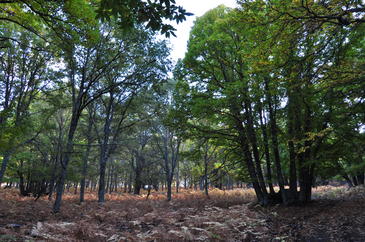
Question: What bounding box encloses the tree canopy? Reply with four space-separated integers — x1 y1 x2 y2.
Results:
0 0 364 215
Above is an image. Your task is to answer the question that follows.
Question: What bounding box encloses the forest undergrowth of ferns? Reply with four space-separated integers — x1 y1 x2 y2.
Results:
0 185 364 241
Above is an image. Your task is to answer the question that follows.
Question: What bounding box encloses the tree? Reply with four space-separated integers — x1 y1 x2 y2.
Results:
260 0 365 26
0 28 54 184
0 0 192 42
91 28 171 203
97 0 193 37
151 81 183 201
184 138 220 196
175 2 364 205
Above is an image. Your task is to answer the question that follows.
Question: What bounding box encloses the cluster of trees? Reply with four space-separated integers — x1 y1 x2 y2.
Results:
0 0 196 213
175 1 364 205
0 0 364 212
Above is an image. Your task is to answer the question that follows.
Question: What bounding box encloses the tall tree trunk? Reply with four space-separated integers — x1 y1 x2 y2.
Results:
113 169 118 193
240 126 265 204
80 109 93 203
98 93 114 203
53 107 80 213
265 79 288 204
299 102 313 203
98 146 109 203
230 100 267 205
204 162 209 197
79 141 91 203
258 102 275 195
48 158 58 200
244 101 268 200
287 91 298 200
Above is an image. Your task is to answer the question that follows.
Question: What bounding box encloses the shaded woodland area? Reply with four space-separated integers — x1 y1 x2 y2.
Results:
0 0 364 241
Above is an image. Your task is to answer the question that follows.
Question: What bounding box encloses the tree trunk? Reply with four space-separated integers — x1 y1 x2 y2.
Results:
53 109 80 213
48 159 57 200
98 93 114 203
230 100 267 205
357 173 364 185
299 103 314 203
176 159 180 193
0 151 12 184
244 102 268 199
167 176 172 201
98 149 108 203
204 163 209 197
106 164 111 194
258 102 275 194
265 79 288 204
79 150 89 203
80 110 93 203
287 90 298 201
18 161 28 196
134 169 142 195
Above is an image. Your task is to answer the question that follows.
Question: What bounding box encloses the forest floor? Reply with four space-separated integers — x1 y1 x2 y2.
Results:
0 185 365 241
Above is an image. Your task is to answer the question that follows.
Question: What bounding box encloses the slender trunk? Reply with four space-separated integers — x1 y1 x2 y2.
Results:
113 170 118 193
0 151 12 184
265 79 288 204
128 172 132 193
258 102 275 194
123 172 127 193
53 111 79 213
176 159 179 193
109 167 115 194
18 160 27 196
80 111 93 203
287 91 298 199
48 159 57 200
79 145 90 203
204 161 209 197
299 102 313 203
231 100 266 204
244 102 268 199
98 94 114 203
106 164 111 194
242 132 265 204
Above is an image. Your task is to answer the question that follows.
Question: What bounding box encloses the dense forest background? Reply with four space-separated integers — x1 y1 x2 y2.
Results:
0 0 364 217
